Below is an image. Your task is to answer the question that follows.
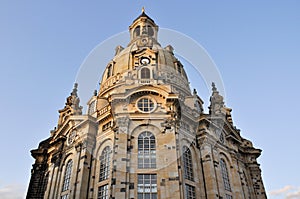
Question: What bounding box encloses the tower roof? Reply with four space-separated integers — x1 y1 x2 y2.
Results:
132 7 155 23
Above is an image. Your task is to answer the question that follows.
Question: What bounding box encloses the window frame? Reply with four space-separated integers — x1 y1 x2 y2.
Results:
106 64 112 79
140 67 151 79
99 146 112 182
138 131 156 169
137 174 157 199
136 97 156 113
97 184 109 199
220 158 231 192
62 159 73 192
185 184 196 199
182 146 194 181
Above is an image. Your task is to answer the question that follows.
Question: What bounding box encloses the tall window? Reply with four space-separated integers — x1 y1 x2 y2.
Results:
62 160 73 192
134 25 141 37
185 184 196 199
147 25 154 37
183 146 194 181
137 174 157 199
99 146 111 181
220 158 231 191
141 67 150 79
97 184 109 199
138 132 156 168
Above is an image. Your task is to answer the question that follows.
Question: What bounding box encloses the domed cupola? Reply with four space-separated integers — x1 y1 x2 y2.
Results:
99 9 191 96
128 8 159 47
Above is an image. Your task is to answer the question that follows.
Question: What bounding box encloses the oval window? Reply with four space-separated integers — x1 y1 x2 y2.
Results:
137 97 155 113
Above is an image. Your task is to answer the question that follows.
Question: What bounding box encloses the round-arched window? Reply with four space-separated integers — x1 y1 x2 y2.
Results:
147 25 154 36
134 26 140 37
141 67 150 79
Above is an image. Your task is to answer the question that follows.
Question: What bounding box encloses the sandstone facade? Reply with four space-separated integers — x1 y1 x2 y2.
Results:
26 10 267 199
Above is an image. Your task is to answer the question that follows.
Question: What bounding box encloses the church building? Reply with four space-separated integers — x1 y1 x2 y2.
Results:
26 10 267 199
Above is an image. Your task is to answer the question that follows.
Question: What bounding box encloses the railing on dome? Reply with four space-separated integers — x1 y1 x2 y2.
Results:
97 105 111 118
139 79 151 84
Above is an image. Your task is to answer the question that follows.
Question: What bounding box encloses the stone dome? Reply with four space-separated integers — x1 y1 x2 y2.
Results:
99 10 190 96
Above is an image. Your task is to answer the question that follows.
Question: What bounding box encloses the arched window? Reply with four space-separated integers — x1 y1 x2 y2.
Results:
138 131 156 168
99 146 111 181
147 25 154 36
134 25 140 37
62 160 73 192
220 158 231 191
182 146 194 181
141 67 150 79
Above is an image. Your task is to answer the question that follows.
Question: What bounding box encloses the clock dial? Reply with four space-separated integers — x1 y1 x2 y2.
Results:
67 131 76 145
140 57 150 65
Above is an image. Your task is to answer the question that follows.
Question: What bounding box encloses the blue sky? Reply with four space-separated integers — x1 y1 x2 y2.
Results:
0 1 299 198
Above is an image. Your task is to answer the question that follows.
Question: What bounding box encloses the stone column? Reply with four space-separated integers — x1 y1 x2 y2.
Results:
199 141 219 199
111 117 130 199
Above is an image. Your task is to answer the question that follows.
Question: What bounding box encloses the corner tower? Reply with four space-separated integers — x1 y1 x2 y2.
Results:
26 10 267 199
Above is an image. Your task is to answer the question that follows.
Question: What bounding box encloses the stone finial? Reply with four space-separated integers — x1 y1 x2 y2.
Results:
65 83 82 115
142 7 145 13
209 82 225 115
71 83 78 96
115 45 124 56
212 82 217 92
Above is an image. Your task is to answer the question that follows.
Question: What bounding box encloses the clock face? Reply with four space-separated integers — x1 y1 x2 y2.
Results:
141 38 148 46
220 133 224 144
216 129 224 144
67 131 76 145
140 57 150 65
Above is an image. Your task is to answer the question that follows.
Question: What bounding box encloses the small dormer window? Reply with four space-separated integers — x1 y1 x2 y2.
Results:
107 64 112 78
141 68 150 79
176 61 183 74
